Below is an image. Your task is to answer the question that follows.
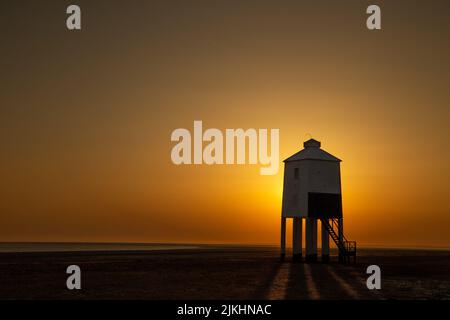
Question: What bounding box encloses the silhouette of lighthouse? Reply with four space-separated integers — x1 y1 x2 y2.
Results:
280 139 356 263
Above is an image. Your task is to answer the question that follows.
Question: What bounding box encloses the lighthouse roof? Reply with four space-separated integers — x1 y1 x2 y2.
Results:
284 139 341 162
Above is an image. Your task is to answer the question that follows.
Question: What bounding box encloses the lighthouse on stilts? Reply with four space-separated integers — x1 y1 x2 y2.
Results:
280 139 356 263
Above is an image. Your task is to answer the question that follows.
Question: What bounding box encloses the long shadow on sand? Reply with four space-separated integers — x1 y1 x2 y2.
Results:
283 263 310 299
252 259 284 299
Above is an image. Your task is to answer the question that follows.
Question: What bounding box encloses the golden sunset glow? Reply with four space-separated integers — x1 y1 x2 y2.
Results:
1 0 450 248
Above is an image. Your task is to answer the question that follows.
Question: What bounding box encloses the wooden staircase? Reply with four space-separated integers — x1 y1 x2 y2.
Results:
320 218 356 263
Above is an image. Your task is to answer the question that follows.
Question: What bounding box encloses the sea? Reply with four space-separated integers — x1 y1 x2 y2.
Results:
0 242 201 253
0 242 448 254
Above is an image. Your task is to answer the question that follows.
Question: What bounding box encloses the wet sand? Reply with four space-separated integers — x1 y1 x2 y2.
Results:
0 246 449 299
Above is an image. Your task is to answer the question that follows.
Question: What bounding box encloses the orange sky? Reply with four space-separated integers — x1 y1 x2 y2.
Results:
1 0 450 247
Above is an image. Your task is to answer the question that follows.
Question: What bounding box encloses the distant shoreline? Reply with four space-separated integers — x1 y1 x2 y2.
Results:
0 242 449 253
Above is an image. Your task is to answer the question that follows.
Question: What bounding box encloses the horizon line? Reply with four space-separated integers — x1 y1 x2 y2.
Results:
1 241 450 251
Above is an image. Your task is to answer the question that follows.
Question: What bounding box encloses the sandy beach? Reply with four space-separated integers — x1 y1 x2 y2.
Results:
0 246 449 300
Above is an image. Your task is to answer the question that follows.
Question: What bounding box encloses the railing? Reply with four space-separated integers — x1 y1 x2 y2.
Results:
322 218 357 262
346 241 357 254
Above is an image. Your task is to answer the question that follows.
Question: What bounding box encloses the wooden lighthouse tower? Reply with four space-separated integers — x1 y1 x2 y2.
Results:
280 139 356 263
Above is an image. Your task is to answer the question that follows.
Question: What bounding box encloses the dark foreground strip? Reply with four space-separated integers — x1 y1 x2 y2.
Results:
0 300 448 319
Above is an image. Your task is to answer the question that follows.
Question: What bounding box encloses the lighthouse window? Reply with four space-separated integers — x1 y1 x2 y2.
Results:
294 168 299 180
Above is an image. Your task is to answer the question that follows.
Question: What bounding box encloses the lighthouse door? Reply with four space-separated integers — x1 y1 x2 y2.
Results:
307 192 342 218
